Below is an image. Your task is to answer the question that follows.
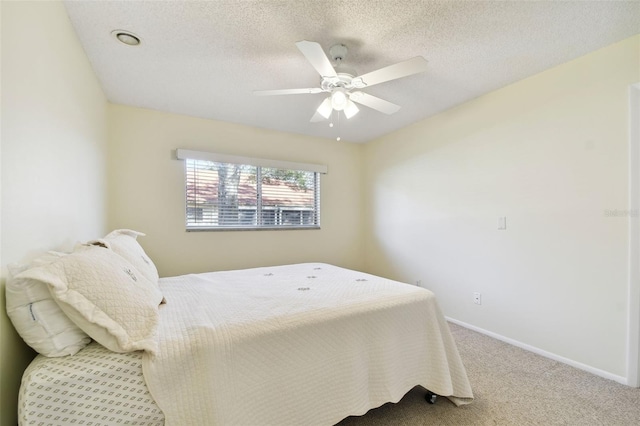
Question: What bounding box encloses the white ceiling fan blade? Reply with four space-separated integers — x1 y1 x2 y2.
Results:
296 40 337 78
254 88 322 96
355 56 428 87
350 91 400 114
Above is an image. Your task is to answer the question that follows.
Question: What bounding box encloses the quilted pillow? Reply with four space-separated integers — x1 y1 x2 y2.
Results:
5 252 91 357
103 229 159 285
17 245 163 354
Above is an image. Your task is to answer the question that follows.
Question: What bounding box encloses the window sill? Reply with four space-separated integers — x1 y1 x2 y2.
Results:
186 225 321 232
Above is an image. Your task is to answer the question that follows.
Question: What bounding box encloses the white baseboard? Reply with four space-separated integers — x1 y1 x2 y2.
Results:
446 317 628 385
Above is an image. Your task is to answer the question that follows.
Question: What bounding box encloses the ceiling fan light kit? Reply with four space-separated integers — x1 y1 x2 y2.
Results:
343 100 359 119
316 98 333 119
254 40 428 125
330 88 348 111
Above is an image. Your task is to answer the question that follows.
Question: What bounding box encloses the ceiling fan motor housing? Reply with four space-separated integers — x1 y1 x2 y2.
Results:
321 73 366 92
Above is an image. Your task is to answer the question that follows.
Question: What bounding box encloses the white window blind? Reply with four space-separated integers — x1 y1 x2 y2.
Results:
177 150 323 231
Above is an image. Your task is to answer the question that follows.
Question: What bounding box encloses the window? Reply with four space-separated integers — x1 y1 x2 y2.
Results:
177 149 325 231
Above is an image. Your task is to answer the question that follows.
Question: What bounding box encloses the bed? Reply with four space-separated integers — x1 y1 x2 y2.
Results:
12 237 472 425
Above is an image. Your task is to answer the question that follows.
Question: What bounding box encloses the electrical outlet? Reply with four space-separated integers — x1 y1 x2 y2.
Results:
416 280 422 287
473 292 482 305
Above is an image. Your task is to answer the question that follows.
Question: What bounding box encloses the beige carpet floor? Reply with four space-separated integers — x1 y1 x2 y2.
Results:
337 323 640 425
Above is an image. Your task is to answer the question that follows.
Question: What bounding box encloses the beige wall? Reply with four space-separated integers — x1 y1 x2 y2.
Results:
363 35 640 379
0 2 108 425
107 104 364 277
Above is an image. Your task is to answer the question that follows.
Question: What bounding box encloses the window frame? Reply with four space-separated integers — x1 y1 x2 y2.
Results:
177 149 326 232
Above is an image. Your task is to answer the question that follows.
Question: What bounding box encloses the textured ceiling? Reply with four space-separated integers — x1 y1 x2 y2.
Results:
63 1 640 143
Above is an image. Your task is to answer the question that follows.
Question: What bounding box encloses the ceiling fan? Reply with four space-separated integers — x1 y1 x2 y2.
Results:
254 41 428 122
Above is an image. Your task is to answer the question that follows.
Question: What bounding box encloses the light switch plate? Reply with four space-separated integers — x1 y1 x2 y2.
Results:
498 216 507 230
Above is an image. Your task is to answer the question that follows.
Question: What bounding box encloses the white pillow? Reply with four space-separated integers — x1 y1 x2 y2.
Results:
5 252 91 357
103 229 159 285
17 245 163 354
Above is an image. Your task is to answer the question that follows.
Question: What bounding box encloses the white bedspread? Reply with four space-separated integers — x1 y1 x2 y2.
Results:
142 263 473 425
